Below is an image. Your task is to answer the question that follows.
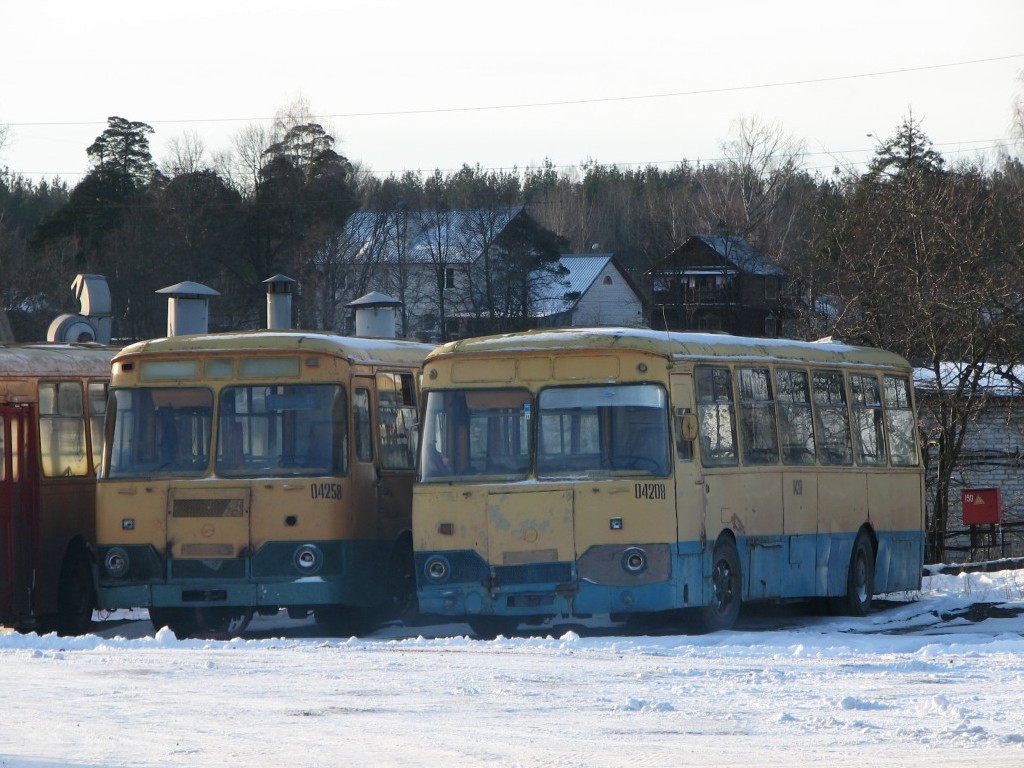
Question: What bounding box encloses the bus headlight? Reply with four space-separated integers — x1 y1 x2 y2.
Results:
622 547 647 575
293 544 323 574
104 547 130 578
424 556 451 584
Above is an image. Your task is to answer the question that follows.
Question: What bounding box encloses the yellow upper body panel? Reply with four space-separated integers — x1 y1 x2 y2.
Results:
424 327 911 388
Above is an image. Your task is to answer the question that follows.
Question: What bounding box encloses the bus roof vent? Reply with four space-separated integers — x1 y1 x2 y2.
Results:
46 273 113 344
156 281 220 337
346 292 402 338
263 274 296 330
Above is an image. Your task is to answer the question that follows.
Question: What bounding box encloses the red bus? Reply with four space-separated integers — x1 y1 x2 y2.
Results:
0 343 115 634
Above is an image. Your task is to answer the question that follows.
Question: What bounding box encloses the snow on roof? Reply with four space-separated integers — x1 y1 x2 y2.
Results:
530 254 616 317
695 235 787 276
116 330 434 366
431 326 911 369
342 207 524 265
0 343 117 377
914 362 1024 397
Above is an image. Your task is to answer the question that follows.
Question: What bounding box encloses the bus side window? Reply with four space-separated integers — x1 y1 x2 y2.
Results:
696 366 737 466
737 367 779 465
353 387 373 463
812 371 853 465
88 381 108 473
38 381 89 477
377 372 417 470
884 375 918 466
849 374 886 466
776 368 816 465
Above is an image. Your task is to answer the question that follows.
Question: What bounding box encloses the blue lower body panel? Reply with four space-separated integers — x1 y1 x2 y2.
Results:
416 529 924 621
97 539 394 610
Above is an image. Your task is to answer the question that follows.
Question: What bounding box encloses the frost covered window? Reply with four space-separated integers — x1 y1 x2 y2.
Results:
696 367 737 467
38 381 89 477
89 381 108 472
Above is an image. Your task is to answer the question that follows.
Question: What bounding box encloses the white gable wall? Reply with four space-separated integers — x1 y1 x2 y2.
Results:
571 262 644 326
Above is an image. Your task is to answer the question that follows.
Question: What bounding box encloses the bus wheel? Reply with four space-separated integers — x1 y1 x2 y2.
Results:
468 617 519 639
831 531 875 617
57 547 95 637
701 539 741 632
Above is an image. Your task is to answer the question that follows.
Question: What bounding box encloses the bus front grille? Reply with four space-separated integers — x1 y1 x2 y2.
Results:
494 562 573 586
172 498 245 518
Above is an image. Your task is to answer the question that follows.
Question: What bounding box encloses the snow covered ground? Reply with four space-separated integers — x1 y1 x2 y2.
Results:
3 568 1024 767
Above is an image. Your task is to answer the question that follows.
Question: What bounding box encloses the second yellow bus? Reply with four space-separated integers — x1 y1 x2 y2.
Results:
413 328 924 634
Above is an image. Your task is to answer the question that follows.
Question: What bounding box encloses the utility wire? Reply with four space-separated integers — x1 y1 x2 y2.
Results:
5 54 1023 128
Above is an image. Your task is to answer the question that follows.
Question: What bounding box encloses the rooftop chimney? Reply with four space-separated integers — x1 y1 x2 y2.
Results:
346 292 403 338
156 281 220 337
263 274 296 330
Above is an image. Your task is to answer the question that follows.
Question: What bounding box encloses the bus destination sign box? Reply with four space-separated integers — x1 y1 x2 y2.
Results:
962 487 1001 525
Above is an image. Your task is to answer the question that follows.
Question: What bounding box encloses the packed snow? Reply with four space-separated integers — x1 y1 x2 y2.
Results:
3 567 1024 767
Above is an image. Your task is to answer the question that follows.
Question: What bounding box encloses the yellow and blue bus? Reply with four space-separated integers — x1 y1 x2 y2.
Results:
0 343 113 635
95 330 433 638
413 328 924 634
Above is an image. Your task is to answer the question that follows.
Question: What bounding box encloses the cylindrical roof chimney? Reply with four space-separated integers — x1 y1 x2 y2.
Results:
156 281 220 336
263 274 296 330
346 292 403 338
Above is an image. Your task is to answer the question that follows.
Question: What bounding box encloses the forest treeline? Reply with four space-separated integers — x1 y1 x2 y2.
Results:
1 107 1023 557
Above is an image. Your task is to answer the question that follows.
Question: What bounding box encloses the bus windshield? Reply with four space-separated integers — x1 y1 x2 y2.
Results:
421 388 531 482
217 384 346 477
538 384 669 477
107 388 213 478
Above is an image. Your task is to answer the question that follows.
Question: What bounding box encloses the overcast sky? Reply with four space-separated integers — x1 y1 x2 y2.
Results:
2 0 1022 183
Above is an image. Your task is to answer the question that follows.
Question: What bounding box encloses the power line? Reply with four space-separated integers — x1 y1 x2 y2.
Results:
5 54 1023 128
5 136 1016 180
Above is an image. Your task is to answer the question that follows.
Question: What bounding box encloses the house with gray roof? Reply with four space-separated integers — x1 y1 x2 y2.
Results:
646 235 792 337
313 206 565 340
531 254 645 327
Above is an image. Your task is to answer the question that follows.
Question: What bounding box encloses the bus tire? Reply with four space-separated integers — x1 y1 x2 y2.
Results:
832 530 875 617
700 538 741 632
57 546 95 637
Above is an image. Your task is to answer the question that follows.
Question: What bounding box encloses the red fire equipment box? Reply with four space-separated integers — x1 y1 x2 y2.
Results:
962 488 1001 526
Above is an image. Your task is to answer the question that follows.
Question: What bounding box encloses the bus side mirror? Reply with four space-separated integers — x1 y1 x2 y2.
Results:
678 412 699 442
